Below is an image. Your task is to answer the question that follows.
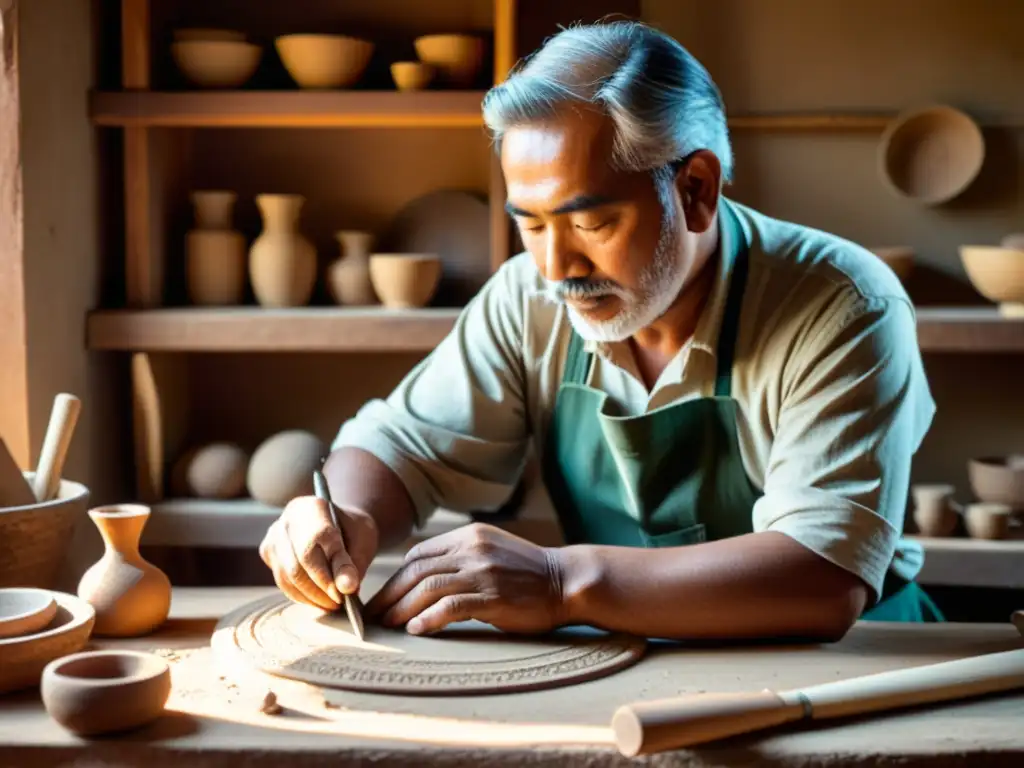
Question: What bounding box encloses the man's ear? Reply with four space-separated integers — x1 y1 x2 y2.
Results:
675 150 722 233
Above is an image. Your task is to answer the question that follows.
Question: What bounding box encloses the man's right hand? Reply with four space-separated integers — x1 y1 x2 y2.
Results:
259 495 379 611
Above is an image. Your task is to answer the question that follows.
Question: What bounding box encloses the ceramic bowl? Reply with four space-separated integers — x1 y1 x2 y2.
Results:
413 34 484 87
369 254 442 309
42 650 171 736
967 456 1024 508
0 588 57 639
171 40 262 88
0 591 95 694
963 502 1013 540
275 34 374 89
911 483 959 537
390 61 434 92
959 247 1024 317
878 105 984 205
869 246 915 282
172 28 247 43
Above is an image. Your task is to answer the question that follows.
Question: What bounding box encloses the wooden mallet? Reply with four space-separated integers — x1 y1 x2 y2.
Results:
612 626 1024 757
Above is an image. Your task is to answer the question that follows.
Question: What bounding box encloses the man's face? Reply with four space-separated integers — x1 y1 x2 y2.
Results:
501 109 693 342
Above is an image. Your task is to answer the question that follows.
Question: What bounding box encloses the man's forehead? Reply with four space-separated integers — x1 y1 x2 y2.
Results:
501 109 615 170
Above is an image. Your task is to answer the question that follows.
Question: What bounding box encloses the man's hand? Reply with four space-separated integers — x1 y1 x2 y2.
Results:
365 523 567 635
259 495 380 611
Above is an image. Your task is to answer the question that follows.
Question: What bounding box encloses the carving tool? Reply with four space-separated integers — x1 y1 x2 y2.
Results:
0 437 35 508
32 393 82 502
312 469 365 641
612 644 1024 756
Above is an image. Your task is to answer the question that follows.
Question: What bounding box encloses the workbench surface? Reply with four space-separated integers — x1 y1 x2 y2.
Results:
2 561 1022 768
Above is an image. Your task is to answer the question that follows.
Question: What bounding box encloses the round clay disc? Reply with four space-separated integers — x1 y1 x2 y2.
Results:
212 594 646 696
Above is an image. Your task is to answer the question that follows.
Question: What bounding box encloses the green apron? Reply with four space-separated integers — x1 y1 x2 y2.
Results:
541 200 942 624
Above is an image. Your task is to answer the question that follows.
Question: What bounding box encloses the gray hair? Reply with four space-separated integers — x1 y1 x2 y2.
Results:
482 21 734 183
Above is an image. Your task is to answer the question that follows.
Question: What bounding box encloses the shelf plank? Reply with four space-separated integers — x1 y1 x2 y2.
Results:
911 535 1024 590
89 90 487 128
87 307 462 352
915 308 1024 353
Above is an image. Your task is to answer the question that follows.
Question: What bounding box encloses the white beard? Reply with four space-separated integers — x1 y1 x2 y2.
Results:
544 188 689 343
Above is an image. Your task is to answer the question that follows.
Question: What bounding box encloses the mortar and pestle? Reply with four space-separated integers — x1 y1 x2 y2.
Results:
0 393 87 589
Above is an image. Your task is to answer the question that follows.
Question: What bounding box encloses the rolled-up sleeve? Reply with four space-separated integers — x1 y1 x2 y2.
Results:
332 259 532 528
752 292 936 602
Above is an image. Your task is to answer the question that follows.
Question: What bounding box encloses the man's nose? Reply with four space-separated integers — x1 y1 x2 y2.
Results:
543 226 586 283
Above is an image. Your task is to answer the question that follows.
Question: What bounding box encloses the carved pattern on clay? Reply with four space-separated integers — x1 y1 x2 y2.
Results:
213 594 647 696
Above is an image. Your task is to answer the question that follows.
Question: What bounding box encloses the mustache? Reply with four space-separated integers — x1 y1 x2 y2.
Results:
545 278 625 303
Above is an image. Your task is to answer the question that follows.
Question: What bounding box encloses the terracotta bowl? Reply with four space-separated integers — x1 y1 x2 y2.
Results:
0 587 57 639
413 34 484 88
369 254 442 309
967 456 1024 508
0 473 90 589
0 591 95 694
42 650 171 736
275 34 374 89
172 28 247 44
391 61 434 92
959 246 1024 317
869 246 915 282
171 40 262 88
878 105 984 205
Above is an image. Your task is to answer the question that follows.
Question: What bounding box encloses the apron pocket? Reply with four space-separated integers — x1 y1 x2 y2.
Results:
643 523 707 548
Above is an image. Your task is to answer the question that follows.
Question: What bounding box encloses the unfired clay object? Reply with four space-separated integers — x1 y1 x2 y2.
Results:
0 588 57 639
186 191 247 306
911 484 960 537
212 594 646 696
968 455 1024 508
246 430 325 508
275 34 374 89
963 502 1013 540
369 254 442 309
171 39 262 88
0 590 95 694
178 442 249 499
391 61 434 91
413 35 484 88
327 230 378 306
77 505 171 637
41 650 171 736
959 247 1024 317
249 194 317 308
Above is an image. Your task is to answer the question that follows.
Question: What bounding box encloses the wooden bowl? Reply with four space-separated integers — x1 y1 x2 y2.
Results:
878 105 984 205
0 591 95 694
171 40 262 88
413 34 484 88
0 588 57 639
967 456 1024 509
369 254 442 309
42 650 171 736
391 61 434 92
275 34 373 89
869 246 915 282
959 246 1024 317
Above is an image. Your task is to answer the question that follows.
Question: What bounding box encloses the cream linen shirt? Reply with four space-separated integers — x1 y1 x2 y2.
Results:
334 198 936 602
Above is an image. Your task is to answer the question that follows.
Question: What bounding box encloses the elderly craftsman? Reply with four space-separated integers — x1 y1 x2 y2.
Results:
259 21 940 640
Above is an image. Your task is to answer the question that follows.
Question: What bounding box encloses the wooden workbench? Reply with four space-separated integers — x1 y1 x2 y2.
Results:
2 560 1023 767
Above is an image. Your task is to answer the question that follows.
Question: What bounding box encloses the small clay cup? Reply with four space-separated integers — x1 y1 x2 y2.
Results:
963 502 1013 541
41 650 171 736
911 484 960 537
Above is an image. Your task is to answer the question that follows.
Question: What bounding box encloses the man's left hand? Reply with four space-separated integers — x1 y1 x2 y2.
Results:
364 523 567 635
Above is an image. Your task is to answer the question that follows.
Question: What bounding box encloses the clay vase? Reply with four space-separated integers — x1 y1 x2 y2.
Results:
911 484 960 537
248 194 317 308
76 505 171 638
327 230 378 306
185 191 247 305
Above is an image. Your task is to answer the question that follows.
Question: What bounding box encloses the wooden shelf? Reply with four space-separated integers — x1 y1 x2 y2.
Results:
911 535 1024 590
89 90 488 128
86 305 1024 354
87 307 462 352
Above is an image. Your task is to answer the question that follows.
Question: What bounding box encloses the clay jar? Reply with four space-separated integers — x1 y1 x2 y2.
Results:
77 505 171 637
185 190 247 305
327 230 378 306
911 484 960 537
248 194 317 308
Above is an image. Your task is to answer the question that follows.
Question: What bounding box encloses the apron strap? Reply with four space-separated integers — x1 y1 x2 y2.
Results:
713 201 752 399
562 329 591 386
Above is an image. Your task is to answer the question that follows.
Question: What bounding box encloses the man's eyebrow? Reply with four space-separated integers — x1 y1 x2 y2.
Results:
505 194 617 218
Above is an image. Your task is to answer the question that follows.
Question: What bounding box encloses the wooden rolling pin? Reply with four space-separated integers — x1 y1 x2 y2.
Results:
612 646 1024 757
31 393 81 502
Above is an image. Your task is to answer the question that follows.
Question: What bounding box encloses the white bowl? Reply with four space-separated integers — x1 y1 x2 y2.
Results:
171 40 262 88
0 588 57 639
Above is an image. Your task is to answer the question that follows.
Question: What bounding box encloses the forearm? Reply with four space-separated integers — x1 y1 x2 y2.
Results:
556 531 869 641
322 446 416 550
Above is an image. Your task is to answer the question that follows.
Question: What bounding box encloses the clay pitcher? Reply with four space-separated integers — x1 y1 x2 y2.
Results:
248 194 317 307
77 504 171 638
327 230 378 305
185 190 247 306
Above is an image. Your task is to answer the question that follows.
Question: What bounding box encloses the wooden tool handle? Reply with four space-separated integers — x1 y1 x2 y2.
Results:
612 690 805 757
31 393 82 502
